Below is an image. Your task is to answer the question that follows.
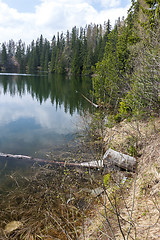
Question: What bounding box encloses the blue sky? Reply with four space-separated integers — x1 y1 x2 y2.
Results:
0 0 131 44
3 0 41 13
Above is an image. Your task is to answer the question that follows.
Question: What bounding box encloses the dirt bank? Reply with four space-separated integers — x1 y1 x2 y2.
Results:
82 117 160 239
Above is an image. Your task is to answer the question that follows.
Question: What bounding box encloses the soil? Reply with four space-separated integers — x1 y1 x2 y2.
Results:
81 117 160 239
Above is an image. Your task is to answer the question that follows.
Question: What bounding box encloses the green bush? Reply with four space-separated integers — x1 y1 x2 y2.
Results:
103 173 111 187
119 99 132 119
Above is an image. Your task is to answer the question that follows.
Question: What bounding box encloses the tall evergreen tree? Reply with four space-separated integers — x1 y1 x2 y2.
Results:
93 21 131 110
1 43 8 69
15 39 26 72
50 35 57 73
7 39 15 58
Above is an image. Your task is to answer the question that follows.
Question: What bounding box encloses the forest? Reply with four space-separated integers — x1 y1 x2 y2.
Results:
0 20 112 75
0 0 160 119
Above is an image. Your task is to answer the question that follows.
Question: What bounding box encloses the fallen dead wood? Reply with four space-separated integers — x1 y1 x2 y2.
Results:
81 93 99 108
103 148 137 172
0 152 102 169
0 149 137 172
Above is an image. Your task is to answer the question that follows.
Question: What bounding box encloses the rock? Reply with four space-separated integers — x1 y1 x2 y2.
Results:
103 148 137 172
91 187 104 197
4 221 23 233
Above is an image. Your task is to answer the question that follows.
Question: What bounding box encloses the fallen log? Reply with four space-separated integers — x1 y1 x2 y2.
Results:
80 93 99 108
0 152 102 169
0 149 137 172
103 148 137 172
80 160 103 168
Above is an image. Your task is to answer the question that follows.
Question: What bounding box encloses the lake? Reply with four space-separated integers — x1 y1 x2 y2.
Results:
0 73 92 158
0 73 99 239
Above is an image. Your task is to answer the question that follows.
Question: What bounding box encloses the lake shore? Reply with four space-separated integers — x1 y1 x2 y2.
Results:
81 117 160 239
0 117 159 239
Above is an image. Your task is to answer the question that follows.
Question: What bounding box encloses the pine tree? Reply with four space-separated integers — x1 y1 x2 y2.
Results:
98 20 111 61
15 40 26 72
142 0 160 27
92 22 131 110
1 43 8 70
50 35 57 73
7 40 15 58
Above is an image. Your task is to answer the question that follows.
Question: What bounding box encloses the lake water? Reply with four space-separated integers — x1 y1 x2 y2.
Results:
0 73 99 239
0 73 92 158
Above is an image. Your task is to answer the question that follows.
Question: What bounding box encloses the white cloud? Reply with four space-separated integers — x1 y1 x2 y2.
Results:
34 0 97 36
0 0 35 43
0 0 131 44
0 91 77 134
94 6 130 26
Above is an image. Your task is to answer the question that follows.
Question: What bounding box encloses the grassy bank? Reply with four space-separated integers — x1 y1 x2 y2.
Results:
82 117 160 239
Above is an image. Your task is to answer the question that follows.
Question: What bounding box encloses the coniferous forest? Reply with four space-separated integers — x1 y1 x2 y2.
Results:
0 20 112 75
0 0 160 119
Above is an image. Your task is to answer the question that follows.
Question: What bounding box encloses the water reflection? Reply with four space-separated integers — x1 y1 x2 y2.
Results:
0 73 91 114
0 73 92 156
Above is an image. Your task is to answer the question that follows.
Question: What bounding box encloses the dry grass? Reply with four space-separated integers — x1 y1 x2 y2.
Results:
0 117 159 239
104 117 160 154
0 162 104 240
82 117 160 239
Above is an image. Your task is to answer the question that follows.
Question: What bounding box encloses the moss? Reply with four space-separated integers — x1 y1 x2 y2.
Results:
103 173 111 187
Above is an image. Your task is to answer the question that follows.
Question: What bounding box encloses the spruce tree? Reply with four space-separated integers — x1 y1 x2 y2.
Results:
1 43 8 70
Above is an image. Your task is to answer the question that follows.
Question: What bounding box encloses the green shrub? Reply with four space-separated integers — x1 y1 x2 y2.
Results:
103 173 111 187
126 136 138 157
119 99 132 119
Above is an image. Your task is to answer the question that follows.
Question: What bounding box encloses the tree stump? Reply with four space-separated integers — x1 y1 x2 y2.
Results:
103 148 137 172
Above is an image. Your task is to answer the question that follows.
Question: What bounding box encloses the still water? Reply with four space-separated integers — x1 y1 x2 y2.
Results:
0 73 92 158
0 74 97 239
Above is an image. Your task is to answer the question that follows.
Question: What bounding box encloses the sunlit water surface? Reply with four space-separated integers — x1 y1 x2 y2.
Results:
0 73 95 239
0 73 92 158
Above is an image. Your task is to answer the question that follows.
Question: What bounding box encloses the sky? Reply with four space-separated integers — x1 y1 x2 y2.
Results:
0 0 132 45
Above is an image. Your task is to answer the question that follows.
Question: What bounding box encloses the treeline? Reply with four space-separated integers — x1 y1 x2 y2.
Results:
0 20 112 75
92 0 160 119
0 0 159 119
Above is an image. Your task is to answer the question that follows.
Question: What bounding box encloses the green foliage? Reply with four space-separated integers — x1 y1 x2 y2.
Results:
1 43 8 67
141 0 160 29
118 99 132 119
92 24 131 111
92 0 160 121
103 173 111 187
119 30 160 118
113 113 122 123
126 136 138 157
0 23 112 74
